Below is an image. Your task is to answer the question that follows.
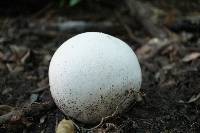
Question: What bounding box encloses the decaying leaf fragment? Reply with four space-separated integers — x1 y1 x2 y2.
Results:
182 52 200 62
56 119 75 133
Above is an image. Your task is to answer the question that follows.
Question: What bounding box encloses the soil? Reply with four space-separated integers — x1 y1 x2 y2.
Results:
0 0 200 132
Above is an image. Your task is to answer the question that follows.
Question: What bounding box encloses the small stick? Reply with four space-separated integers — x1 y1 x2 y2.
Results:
126 0 168 39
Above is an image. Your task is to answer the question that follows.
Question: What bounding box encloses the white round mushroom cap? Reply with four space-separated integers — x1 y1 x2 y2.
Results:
49 32 142 124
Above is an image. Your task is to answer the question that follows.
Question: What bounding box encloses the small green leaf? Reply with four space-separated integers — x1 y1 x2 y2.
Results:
69 0 80 6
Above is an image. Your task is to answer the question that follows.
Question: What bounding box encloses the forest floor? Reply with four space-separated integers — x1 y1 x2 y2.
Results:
0 0 200 132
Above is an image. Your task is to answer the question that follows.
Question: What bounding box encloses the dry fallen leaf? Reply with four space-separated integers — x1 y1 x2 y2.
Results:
6 63 24 73
182 52 200 62
0 105 13 115
187 93 200 103
136 38 173 60
56 119 75 133
10 45 28 59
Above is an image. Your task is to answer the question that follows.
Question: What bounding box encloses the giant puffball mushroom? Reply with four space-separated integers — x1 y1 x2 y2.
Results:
49 32 142 124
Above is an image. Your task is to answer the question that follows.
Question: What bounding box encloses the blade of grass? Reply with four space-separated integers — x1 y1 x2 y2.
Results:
69 0 80 6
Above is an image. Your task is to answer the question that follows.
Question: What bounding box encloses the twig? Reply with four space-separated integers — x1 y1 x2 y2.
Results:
126 0 168 39
30 3 53 19
31 85 49 93
115 12 144 45
123 0 182 61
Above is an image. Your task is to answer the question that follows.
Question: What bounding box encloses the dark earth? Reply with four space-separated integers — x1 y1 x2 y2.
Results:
0 0 200 132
